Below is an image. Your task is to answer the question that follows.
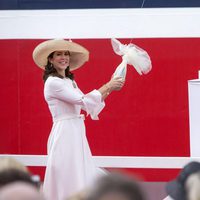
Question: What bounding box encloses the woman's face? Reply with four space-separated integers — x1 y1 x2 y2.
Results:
49 51 70 72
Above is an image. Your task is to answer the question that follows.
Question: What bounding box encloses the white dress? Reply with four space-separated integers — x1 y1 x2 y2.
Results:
43 76 105 200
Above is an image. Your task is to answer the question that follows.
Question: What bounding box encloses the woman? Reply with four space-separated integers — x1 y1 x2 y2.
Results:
32 39 124 200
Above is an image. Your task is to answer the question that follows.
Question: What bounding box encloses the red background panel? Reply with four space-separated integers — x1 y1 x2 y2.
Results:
108 168 181 182
0 38 200 156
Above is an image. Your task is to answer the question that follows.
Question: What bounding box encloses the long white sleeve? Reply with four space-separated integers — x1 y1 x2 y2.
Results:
45 77 105 120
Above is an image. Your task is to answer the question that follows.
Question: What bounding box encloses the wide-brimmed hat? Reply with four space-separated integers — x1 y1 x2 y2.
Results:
32 39 89 71
166 161 200 200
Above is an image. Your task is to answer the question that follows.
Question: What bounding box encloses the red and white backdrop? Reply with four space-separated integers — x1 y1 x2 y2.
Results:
0 4 200 184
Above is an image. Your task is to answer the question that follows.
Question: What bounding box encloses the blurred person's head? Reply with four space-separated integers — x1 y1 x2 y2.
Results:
0 168 38 188
185 172 200 200
0 157 40 188
166 161 200 200
0 181 45 200
86 172 145 200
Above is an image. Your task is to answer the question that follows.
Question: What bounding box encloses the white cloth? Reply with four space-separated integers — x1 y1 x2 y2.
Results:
111 38 152 76
43 76 105 200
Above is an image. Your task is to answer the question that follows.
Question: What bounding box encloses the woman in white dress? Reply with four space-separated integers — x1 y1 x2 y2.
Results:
32 39 124 200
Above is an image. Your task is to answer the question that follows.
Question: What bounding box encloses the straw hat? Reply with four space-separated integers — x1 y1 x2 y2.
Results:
32 39 89 71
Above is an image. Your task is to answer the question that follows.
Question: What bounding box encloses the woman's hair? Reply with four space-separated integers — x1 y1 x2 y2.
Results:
43 51 74 82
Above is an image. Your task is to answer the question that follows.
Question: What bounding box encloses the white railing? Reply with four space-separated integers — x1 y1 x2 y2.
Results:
1 154 200 168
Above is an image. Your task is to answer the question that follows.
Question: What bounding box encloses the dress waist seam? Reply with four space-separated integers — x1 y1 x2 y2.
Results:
53 114 85 123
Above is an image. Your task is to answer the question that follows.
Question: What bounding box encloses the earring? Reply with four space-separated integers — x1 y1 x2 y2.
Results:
50 63 53 68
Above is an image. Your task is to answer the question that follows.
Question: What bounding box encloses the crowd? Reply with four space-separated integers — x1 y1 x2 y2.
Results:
0 157 200 200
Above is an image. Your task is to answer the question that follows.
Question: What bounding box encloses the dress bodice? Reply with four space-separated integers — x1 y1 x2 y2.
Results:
44 76 105 121
44 77 82 119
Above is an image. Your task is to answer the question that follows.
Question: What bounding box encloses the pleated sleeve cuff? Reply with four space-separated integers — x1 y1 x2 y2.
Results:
82 90 105 120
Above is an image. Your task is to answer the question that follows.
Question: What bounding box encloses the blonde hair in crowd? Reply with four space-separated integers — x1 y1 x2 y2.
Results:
0 157 28 173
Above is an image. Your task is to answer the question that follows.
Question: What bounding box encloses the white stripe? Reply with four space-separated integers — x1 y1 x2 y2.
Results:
1 154 200 168
0 8 200 39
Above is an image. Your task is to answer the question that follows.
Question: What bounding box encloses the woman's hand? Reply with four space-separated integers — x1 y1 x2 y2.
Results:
98 77 125 101
106 77 125 92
